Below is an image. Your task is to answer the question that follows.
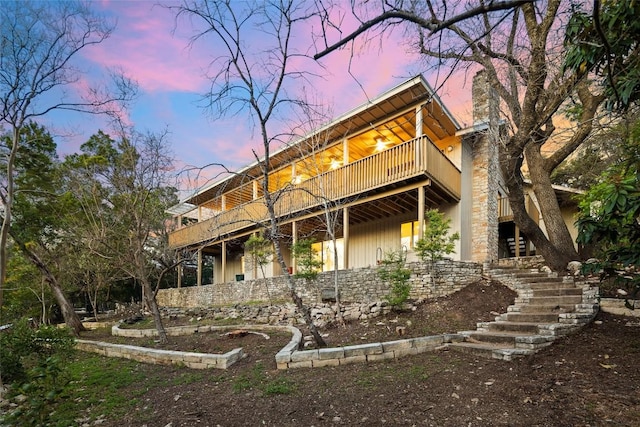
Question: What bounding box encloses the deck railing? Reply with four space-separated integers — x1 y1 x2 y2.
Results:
169 136 461 248
498 194 540 223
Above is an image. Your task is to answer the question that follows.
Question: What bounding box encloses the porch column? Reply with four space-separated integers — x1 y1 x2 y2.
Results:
343 138 349 165
196 249 202 287
343 207 349 269
415 104 424 137
177 252 182 288
417 185 425 239
198 206 202 222
253 181 259 200
221 195 226 211
415 104 424 169
221 240 227 283
291 221 297 274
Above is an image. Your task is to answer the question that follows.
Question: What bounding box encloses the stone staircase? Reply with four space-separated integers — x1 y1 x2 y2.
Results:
447 266 599 360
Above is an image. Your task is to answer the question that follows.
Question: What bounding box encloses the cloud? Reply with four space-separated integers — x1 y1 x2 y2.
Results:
83 1 209 93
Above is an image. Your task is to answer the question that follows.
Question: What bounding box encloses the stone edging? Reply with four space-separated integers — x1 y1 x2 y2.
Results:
276 333 466 369
76 323 300 370
75 339 245 369
75 321 464 370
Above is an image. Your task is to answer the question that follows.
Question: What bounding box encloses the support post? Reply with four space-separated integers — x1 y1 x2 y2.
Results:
197 249 202 287
343 207 349 269
221 241 227 283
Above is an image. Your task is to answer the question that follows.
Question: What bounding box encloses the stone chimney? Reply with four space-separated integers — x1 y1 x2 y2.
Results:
469 69 500 264
472 70 499 126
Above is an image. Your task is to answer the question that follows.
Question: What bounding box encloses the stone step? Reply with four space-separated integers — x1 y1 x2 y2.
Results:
504 312 560 323
446 342 536 360
532 288 583 297
485 321 542 334
467 331 520 346
527 295 583 305
519 276 565 284
527 282 578 290
518 304 576 313
468 330 558 348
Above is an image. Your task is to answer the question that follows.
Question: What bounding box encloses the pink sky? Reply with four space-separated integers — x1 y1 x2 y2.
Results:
47 1 474 197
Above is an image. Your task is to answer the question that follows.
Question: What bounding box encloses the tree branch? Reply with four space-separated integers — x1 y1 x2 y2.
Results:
314 1 534 60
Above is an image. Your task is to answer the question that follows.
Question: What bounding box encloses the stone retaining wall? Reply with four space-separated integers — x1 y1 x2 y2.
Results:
157 260 482 309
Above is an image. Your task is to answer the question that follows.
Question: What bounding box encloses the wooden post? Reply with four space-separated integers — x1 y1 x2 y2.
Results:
418 185 425 241
343 207 349 269
197 249 202 286
291 221 297 274
177 252 182 288
221 240 227 283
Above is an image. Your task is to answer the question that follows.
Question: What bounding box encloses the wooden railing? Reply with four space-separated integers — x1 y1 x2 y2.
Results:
498 194 540 224
169 136 461 248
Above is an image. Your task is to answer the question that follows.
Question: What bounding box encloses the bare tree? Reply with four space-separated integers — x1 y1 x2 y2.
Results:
314 1 608 270
284 100 358 326
172 0 328 346
0 1 136 331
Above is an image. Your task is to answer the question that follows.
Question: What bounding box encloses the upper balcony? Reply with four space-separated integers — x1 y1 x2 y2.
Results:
169 135 461 249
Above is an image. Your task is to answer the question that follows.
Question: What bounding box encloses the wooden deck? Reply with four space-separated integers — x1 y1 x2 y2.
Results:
169 136 461 248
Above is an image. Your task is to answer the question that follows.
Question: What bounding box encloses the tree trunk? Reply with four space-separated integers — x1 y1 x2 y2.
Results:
143 280 168 344
264 195 327 347
14 237 86 336
500 147 574 272
525 144 580 259
135 250 168 344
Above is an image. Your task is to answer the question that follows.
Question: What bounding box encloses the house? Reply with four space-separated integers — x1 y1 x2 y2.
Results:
166 72 579 286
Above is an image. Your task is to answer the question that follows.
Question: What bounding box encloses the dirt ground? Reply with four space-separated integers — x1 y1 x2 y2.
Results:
80 280 640 427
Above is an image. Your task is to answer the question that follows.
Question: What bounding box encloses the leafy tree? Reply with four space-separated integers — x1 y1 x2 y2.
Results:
3 250 49 324
291 238 323 280
563 0 640 111
0 1 135 332
377 250 411 308
415 209 460 263
62 129 179 343
576 118 640 304
0 123 85 337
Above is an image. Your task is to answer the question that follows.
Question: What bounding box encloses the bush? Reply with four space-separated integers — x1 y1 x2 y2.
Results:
415 209 460 262
291 238 323 279
0 320 75 426
377 250 411 308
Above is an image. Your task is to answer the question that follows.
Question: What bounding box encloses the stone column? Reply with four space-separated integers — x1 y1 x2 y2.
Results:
470 70 500 263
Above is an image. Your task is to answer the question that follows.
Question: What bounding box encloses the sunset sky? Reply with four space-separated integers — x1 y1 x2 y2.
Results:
42 0 476 197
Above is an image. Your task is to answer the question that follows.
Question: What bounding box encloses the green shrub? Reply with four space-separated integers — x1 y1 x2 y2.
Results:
415 209 460 262
377 250 411 307
291 238 323 279
0 320 75 426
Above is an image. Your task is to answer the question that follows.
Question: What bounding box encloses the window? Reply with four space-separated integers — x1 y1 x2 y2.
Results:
401 221 421 249
313 238 344 272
